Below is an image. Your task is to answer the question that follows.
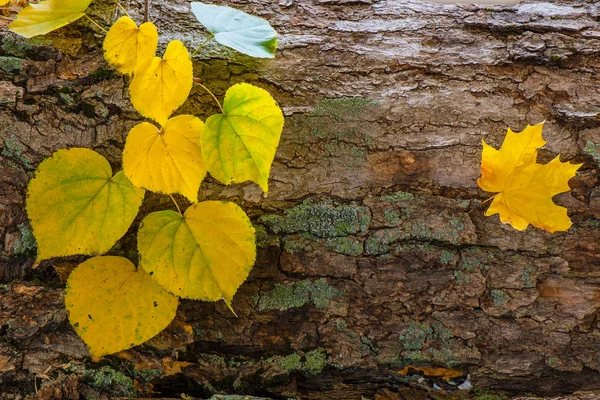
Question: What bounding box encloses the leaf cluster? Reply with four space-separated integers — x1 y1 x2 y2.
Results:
11 0 283 359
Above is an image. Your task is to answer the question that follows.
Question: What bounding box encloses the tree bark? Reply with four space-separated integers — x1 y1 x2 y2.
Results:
2 0 600 399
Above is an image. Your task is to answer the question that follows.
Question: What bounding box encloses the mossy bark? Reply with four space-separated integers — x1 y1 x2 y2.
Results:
2 0 600 399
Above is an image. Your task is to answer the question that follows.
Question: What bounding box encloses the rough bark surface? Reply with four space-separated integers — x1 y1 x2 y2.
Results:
1 0 600 399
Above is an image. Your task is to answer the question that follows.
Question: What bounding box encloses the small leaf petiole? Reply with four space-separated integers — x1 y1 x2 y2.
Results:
83 14 108 34
194 80 224 113
114 0 130 18
169 194 183 216
191 35 214 57
144 0 150 23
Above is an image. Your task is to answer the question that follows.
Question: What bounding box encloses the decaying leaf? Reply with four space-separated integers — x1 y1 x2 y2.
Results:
103 16 158 75
9 0 92 38
26 148 145 262
201 83 284 193
478 122 582 232
129 40 193 127
137 201 256 305
65 256 178 360
123 115 207 202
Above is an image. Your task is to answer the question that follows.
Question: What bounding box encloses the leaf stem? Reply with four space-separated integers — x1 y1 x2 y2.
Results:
84 15 108 34
191 35 214 57
144 0 150 23
169 194 183 216
480 194 497 206
194 81 224 113
114 0 130 17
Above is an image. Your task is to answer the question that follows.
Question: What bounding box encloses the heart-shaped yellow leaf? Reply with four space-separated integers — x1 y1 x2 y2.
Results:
9 0 93 38
26 148 145 262
129 40 193 127
65 256 178 360
103 16 158 75
138 201 256 304
478 122 582 232
201 83 284 193
123 115 207 202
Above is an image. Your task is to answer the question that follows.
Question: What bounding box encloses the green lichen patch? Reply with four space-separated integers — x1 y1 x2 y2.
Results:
439 250 455 265
1 35 50 59
325 237 363 256
0 56 23 74
491 289 507 307
2 134 33 170
397 321 455 365
83 366 136 396
277 353 302 372
303 348 328 375
379 191 414 202
13 222 37 256
260 200 371 238
584 140 600 165
258 278 344 311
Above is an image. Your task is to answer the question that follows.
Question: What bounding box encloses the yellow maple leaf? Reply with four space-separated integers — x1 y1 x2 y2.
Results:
129 40 192 127
103 16 158 75
9 0 92 38
478 122 581 233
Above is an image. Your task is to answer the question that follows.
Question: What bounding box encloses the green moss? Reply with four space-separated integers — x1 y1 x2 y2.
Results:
283 238 310 253
325 237 363 256
254 224 277 248
83 366 136 396
258 278 343 311
303 348 328 375
0 56 23 74
88 66 118 83
13 222 37 255
546 356 558 368
379 191 414 202
277 353 302 372
491 289 507 307
260 200 370 238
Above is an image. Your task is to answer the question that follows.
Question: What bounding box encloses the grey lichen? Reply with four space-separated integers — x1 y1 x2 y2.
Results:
325 237 363 256
260 200 370 238
258 278 344 311
379 191 414 202
584 140 600 165
13 222 37 256
491 289 507 307
83 366 136 396
0 56 23 74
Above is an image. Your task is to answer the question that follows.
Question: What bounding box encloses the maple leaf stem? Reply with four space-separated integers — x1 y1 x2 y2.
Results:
191 35 214 57
114 0 130 18
194 81 224 113
83 15 108 34
169 194 183 216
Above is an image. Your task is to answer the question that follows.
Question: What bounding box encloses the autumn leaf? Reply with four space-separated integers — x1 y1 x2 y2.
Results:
201 83 284 193
137 201 256 305
65 256 178 360
9 0 92 38
190 2 277 58
478 122 582 232
129 40 193 127
26 148 145 262
103 16 158 75
123 115 207 202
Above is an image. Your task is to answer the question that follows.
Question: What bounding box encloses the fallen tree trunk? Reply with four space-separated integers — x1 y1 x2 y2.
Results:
2 0 600 398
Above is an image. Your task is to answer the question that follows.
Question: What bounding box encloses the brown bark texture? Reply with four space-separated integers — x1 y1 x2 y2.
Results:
2 0 600 399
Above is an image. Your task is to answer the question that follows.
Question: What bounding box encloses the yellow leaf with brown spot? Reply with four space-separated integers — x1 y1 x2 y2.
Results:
123 115 206 202
478 122 582 232
103 16 158 75
65 256 178 360
129 40 192 127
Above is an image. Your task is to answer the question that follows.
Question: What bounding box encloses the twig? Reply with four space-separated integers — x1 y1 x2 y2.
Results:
144 0 149 22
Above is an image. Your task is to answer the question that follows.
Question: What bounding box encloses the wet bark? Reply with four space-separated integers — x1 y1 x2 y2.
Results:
2 0 600 399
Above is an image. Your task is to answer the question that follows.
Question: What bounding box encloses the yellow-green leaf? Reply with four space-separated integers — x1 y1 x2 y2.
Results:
201 83 284 193
129 40 193 127
65 256 178 360
26 148 145 262
103 16 158 75
9 0 93 38
123 115 207 202
138 201 256 304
